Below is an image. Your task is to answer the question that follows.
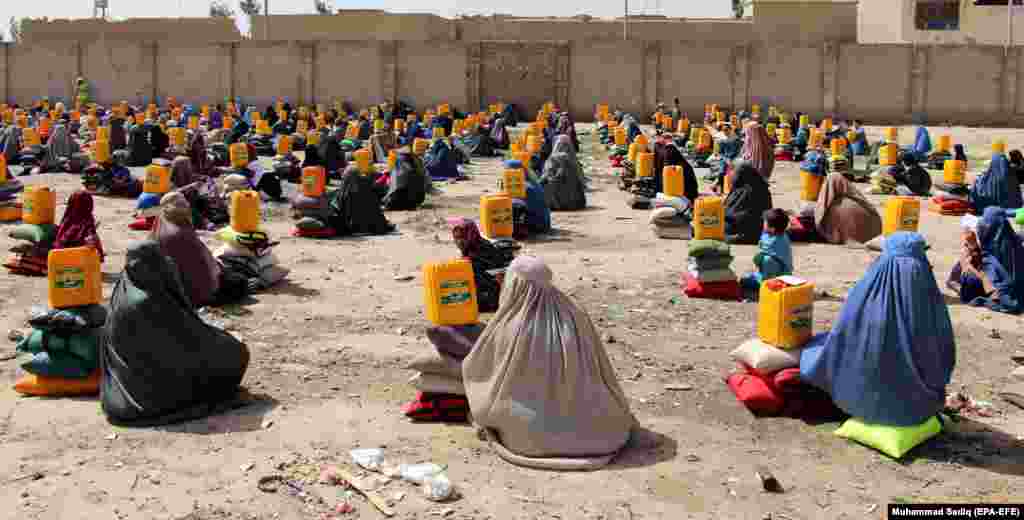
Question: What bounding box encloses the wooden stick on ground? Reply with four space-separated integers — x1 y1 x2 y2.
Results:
333 468 395 517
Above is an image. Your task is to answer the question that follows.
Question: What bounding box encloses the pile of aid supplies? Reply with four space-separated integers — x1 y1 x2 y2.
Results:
3 186 57 276
216 189 287 290
648 164 692 239
726 276 824 418
682 196 740 300
930 138 980 217
0 156 25 222
14 244 105 397
290 165 334 238
130 162 172 231
787 151 827 241
403 259 484 422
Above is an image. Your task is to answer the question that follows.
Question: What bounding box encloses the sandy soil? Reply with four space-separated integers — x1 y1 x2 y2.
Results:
0 124 1022 520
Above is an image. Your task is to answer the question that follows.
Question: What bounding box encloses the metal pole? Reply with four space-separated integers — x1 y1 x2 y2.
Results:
264 0 270 40
624 0 629 41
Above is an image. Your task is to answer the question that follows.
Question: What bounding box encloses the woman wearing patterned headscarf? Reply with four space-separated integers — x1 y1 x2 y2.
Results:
742 121 775 180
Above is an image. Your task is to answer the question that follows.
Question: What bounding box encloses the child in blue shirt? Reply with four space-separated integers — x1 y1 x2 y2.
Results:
741 208 794 299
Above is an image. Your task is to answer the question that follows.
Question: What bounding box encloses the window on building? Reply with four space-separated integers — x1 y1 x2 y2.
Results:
915 0 961 30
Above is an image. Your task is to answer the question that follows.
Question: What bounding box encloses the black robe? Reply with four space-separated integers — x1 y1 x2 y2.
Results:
327 168 395 236
127 125 153 167
725 162 773 245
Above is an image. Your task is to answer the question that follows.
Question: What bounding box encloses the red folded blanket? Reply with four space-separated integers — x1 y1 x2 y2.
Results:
774 150 794 162
290 227 337 238
727 365 845 419
3 253 47 276
402 392 469 423
128 216 156 231
681 272 741 301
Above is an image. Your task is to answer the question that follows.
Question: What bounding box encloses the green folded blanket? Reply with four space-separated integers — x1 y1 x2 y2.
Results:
9 224 57 245
688 239 731 259
16 328 100 378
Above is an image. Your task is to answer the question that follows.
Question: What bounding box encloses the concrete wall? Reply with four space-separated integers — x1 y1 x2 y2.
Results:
863 0 1024 46
4 38 1024 127
21 18 241 44
754 1 858 43
857 0 904 44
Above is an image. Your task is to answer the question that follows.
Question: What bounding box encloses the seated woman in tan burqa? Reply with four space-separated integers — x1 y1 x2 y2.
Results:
463 256 637 470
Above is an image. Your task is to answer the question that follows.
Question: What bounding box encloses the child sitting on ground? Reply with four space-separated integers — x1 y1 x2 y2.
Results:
741 208 794 300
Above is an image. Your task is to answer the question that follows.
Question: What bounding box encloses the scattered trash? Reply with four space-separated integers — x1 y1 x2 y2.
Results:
604 333 616 344
240 463 255 473
755 466 783 493
398 463 445 485
104 433 118 441
4 472 44 484
946 389 997 418
664 384 694 391
423 473 454 502
350 449 385 472
261 419 274 429
334 502 355 515
989 329 1002 339
394 275 415 282
685 454 701 463
867 504 879 514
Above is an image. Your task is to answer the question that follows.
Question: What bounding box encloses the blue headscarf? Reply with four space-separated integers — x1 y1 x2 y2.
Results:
970 153 1023 214
209 111 223 130
800 232 955 426
913 127 932 157
799 150 828 176
970 207 1024 314
424 139 459 180
402 121 421 145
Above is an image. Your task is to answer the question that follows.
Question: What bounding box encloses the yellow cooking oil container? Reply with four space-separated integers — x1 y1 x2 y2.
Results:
689 127 700 144
663 117 674 132
662 166 684 197
394 119 405 133
713 140 721 156
778 127 793 145
296 120 309 134
830 137 846 157
413 138 429 155
38 117 51 137
22 186 56 225
93 140 111 164
700 129 713 150
479 194 514 240
635 133 649 148
800 171 824 202
170 127 187 147
937 135 952 153
526 135 543 154
0 156 6 183
93 125 110 143
808 129 824 149
884 127 898 142
229 143 249 169
766 123 777 139
374 119 385 133
47 247 102 310
431 126 446 140
752 104 761 114
499 168 527 199
354 149 372 175
724 171 734 195
23 128 40 147
758 276 815 349
277 135 292 156
230 190 262 233
693 196 725 241
301 166 327 198
306 130 321 147
821 118 833 132
883 196 921 236
627 143 639 164
678 118 690 135
879 143 899 166
511 151 530 168
0 203 21 222
134 113 146 125
422 259 479 326
614 127 627 146
224 116 236 130
256 120 272 135
387 150 398 171
143 165 171 194
510 142 522 154
992 140 1007 154
799 114 810 127
636 152 654 178
943 159 965 185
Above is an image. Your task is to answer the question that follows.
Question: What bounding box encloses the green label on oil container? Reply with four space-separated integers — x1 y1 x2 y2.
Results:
54 267 85 289
440 292 471 305
699 215 719 227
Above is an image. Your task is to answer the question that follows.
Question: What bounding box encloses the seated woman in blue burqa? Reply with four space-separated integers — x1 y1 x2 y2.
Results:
953 207 1024 314
800 232 955 428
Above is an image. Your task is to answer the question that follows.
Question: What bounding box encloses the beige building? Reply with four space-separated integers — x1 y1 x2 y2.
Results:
860 0 1024 45
19 17 242 44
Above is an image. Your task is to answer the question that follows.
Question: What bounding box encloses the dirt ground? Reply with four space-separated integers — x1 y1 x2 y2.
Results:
0 123 1023 520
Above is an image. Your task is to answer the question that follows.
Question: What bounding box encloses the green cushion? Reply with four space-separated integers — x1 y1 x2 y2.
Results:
834 415 943 459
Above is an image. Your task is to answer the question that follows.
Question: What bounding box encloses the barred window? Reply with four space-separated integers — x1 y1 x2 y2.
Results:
915 0 961 30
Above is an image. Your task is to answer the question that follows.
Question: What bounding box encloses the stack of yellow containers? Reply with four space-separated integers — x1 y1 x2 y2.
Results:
5 186 56 274
291 166 335 238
